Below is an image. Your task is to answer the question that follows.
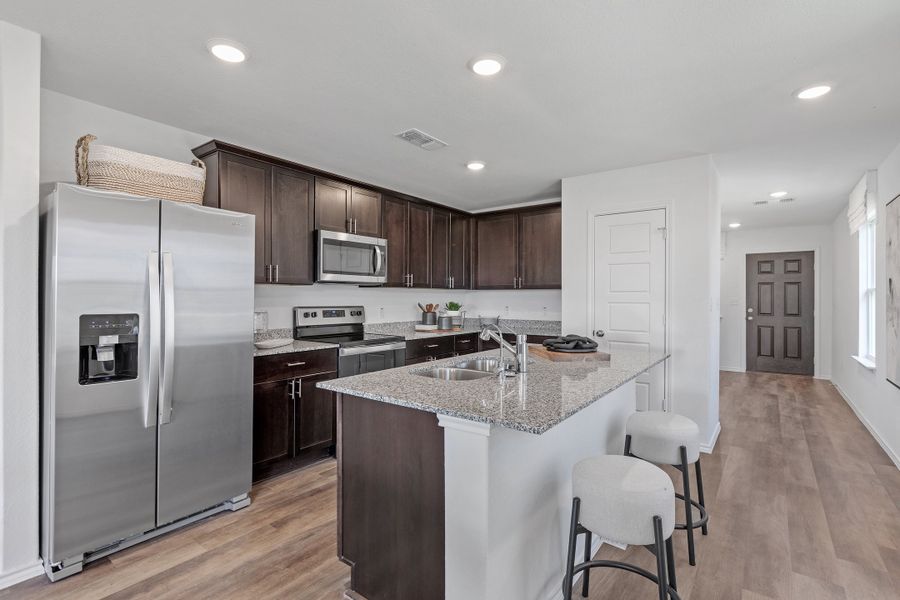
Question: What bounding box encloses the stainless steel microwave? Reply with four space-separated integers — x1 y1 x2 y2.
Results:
317 230 388 284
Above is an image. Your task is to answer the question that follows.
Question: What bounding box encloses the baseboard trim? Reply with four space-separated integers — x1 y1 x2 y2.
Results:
0 561 43 590
832 381 900 469
719 365 745 373
700 421 721 454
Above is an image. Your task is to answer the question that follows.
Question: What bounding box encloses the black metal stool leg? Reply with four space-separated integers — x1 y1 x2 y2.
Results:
624 433 632 456
679 446 696 566
695 458 708 535
581 530 592 597
652 516 668 600
665 536 677 591
563 498 580 600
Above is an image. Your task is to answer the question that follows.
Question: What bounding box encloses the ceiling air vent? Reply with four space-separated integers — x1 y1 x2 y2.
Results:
395 128 448 151
753 200 769 206
778 197 795 203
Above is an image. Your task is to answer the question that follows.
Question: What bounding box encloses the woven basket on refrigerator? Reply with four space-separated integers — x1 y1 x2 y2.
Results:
75 134 206 204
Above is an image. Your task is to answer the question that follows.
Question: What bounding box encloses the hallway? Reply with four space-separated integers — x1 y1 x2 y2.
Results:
584 371 900 599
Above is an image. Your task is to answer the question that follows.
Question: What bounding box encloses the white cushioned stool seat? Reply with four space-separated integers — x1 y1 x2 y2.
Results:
572 455 675 546
626 411 700 465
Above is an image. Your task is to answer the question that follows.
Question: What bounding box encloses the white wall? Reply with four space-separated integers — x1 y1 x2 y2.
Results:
720 225 833 378
561 155 721 448
40 88 209 190
256 285 561 329
831 141 900 467
0 21 43 586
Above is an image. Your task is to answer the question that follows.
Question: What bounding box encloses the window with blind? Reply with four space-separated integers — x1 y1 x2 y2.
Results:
859 217 876 362
849 170 877 368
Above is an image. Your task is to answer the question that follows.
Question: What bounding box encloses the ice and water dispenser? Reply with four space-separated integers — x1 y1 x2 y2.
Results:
78 314 139 384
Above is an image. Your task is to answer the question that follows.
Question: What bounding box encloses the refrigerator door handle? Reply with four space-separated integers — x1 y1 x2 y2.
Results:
146 251 161 429
160 252 175 425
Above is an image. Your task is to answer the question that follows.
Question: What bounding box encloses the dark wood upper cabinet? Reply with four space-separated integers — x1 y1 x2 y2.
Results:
432 210 469 289
217 153 270 283
193 141 558 291
474 205 561 290
383 196 410 287
449 213 469 290
474 212 519 289
350 186 382 237
382 195 431 288
407 202 432 288
315 178 382 237
518 205 561 289
432 209 450 289
194 142 316 285
271 167 315 284
314 178 352 233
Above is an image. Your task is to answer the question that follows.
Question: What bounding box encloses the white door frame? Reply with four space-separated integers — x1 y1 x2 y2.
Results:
585 203 672 409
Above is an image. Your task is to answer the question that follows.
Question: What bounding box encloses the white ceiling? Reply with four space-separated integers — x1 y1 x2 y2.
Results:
3 1 900 226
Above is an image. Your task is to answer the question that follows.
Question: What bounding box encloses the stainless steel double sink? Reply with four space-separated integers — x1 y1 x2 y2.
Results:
415 358 504 381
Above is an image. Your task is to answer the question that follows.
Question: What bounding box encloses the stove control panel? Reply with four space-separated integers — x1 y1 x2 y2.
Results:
293 305 365 327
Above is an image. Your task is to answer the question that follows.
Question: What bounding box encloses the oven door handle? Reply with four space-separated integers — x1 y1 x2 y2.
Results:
339 341 407 356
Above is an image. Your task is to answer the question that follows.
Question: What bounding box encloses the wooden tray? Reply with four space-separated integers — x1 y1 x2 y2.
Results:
528 344 610 362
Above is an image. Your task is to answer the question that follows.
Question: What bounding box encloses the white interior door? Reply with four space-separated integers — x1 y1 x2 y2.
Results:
593 209 667 411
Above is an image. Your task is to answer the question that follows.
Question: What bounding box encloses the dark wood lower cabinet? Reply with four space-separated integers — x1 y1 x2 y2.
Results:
252 350 338 482
252 379 294 472
338 393 445 600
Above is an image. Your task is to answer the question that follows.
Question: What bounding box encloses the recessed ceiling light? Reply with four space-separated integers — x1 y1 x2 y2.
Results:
469 55 505 76
769 191 788 198
796 85 831 100
207 39 247 63
467 161 486 171
728 222 742 229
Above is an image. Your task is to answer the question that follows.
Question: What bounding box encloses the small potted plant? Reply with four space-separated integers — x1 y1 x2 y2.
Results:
444 301 463 316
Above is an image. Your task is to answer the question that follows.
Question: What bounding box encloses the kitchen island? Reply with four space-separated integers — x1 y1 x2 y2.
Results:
318 347 668 600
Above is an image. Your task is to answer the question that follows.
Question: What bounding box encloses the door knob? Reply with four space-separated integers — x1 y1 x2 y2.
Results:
594 330 605 337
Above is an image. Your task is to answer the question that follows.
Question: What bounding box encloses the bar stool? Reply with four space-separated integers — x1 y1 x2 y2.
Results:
563 455 680 600
624 411 708 566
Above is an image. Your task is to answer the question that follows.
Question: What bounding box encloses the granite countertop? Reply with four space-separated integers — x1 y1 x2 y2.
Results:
253 328 337 357
365 319 562 341
253 339 338 357
317 348 668 434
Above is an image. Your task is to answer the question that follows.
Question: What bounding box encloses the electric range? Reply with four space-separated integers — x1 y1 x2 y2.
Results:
293 306 406 376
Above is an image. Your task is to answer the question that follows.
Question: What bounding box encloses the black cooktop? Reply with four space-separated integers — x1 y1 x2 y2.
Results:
302 331 404 348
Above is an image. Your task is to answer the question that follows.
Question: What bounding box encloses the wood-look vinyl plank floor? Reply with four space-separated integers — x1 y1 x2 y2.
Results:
4 371 898 599
585 372 900 600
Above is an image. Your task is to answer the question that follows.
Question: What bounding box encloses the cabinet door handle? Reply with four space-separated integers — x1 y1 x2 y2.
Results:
410 273 414 287
274 264 279 283
457 340 470 344
288 379 296 400
295 377 302 398
286 361 306 367
425 344 440 348
519 276 523 288
265 264 271 282
513 277 518 288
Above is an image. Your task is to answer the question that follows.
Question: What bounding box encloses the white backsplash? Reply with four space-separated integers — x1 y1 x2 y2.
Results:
254 284 562 330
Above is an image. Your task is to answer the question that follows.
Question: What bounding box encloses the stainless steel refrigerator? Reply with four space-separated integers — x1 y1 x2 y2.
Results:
40 183 255 581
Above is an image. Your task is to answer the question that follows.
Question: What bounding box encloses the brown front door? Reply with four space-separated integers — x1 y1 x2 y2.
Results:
746 251 815 375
